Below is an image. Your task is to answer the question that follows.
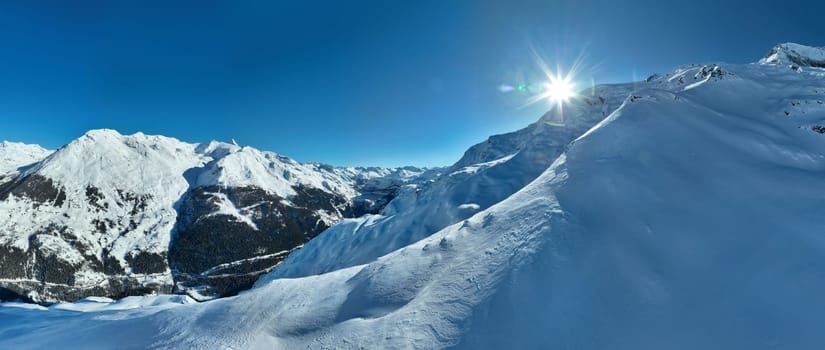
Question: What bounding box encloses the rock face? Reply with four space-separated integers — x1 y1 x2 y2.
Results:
0 131 437 303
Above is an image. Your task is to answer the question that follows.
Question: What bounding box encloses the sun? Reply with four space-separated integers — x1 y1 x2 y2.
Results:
523 62 580 126
543 75 575 103
522 71 578 108
514 49 587 126
521 61 579 109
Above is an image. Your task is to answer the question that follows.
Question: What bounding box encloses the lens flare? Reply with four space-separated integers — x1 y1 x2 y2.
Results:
543 75 574 102
525 63 578 107
520 47 590 126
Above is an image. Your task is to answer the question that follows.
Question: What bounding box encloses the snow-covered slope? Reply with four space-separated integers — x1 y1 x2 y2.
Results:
0 141 51 177
0 130 432 302
3 42 825 349
266 66 712 279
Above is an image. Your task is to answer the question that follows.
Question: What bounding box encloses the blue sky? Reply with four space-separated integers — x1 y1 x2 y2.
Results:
1 0 823 167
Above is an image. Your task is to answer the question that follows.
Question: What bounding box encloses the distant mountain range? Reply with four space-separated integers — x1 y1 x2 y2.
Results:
0 130 438 302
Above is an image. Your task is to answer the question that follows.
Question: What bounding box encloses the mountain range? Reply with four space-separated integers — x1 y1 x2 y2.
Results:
2 42 825 349
0 131 438 302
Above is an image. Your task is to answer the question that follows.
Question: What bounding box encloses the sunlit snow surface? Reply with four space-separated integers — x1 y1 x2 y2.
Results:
4 44 825 349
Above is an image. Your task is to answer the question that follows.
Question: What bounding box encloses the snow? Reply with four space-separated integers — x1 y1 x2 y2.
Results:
200 191 260 230
49 295 195 312
35 129 201 193
0 131 205 295
17 129 205 258
257 57 746 282
0 141 51 176
263 75 636 280
759 42 825 68
0 301 47 310
448 153 516 176
456 203 480 211
3 43 825 348
199 250 290 276
193 144 437 200
195 146 355 198
0 129 434 302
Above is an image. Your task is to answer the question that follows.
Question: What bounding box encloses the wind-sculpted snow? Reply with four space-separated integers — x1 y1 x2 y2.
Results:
4 43 825 349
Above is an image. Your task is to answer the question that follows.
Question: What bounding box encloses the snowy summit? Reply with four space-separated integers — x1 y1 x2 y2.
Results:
759 42 825 68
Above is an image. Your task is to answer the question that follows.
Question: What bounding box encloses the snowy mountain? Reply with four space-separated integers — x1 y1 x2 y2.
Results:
3 42 825 349
759 42 825 68
0 141 52 178
264 60 728 279
266 82 635 279
0 130 436 302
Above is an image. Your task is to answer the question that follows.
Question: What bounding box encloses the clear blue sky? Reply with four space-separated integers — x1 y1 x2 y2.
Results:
1 0 823 167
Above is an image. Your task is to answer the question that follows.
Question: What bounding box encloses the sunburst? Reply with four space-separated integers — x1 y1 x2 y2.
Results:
522 49 586 126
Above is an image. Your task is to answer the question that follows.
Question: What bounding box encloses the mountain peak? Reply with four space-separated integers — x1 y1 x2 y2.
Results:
0 141 52 175
759 42 825 68
0 140 45 151
31 129 202 195
80 128 124 140
68 129 196 153
195 140 241 158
